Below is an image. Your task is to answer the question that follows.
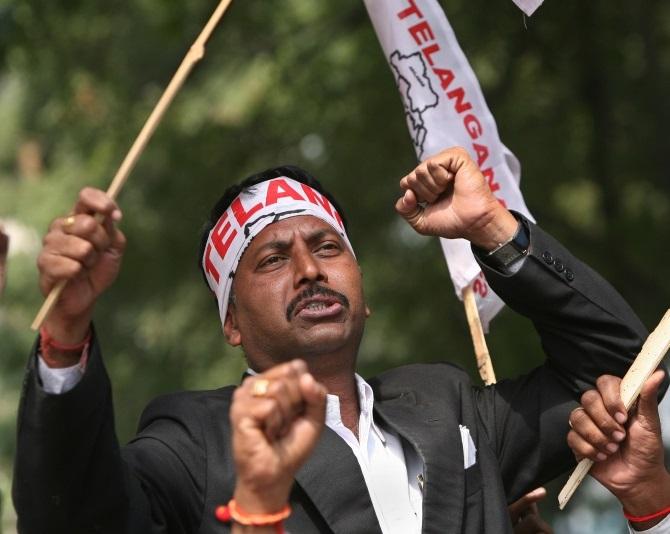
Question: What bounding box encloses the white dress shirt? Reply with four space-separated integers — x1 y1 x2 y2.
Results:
324 374 423 534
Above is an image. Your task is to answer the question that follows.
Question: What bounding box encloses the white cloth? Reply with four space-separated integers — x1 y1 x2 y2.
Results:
511 0 544 16
629 514 670 533
38 356 84 394
363 0 535 330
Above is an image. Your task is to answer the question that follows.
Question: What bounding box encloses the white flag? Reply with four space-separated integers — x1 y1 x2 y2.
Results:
364 0 535 329
512 0 544 16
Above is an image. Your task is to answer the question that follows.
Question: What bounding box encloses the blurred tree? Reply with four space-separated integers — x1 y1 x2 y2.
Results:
0 0 668 531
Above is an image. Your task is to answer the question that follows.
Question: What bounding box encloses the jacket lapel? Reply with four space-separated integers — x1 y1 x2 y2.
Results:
295 426 382 534
373 383 465 534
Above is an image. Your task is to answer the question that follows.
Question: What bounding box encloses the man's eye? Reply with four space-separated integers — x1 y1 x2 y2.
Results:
260 255 283 268
316 242 340 254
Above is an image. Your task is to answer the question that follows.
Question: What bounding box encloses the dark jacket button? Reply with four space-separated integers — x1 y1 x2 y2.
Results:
542 251 553 264
554 259 565 273
565 270 574 281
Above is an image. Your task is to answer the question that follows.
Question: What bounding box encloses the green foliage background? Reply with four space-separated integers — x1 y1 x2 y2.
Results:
0 0 669 531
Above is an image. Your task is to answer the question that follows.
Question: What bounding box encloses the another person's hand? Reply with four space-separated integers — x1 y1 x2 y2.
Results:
567 371 670 530
394 146 518 250
509 487 554 534
231 360 327 515
38 187 125 346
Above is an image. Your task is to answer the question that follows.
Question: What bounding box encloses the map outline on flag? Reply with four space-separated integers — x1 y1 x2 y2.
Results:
389 50 439 158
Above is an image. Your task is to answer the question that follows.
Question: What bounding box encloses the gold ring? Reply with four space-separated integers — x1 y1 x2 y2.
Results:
251 379 271 397
62 215 76 228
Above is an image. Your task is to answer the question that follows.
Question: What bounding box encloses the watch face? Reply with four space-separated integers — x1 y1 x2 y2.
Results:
488 216 529 267
495 243 525 267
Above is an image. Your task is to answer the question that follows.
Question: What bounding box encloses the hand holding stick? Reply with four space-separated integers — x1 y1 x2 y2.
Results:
558 308 670 509
31 0 235 331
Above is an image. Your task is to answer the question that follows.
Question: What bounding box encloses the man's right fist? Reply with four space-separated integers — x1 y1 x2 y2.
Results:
38 187 125 344
231 360 327 514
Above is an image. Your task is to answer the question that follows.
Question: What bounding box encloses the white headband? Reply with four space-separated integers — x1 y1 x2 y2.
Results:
202 176 354 326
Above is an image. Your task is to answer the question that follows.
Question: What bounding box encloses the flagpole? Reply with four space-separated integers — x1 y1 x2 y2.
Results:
463 284 496 386
30 0 235 331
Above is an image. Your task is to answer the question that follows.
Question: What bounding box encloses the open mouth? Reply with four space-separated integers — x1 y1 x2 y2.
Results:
287 285 349 322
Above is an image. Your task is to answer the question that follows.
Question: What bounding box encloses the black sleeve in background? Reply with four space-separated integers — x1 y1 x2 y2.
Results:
13 332 129 533
12 331 207 534
472 219 667 502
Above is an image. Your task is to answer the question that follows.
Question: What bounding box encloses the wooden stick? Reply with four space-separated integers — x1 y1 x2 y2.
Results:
31 0 235 331
558 308 670 510
463 284 497 385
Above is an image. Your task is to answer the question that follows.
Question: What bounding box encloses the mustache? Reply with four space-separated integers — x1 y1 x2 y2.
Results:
286 284 350 321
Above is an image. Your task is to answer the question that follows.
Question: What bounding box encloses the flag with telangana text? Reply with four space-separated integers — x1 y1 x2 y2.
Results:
363 0 535 330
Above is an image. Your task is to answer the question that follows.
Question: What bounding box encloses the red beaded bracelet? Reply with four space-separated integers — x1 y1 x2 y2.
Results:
215 499 291 533
624 504 670 523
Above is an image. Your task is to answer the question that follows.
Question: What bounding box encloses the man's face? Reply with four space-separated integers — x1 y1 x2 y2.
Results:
224 215 367 370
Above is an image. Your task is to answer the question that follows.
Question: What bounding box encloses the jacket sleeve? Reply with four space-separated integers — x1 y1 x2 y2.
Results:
12 331 207 534
472 218 663 502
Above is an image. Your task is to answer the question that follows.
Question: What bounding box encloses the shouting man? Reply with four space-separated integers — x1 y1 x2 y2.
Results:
14 148 654 533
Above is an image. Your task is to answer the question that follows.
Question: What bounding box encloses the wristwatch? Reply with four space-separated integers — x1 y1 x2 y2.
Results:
483 214 530 269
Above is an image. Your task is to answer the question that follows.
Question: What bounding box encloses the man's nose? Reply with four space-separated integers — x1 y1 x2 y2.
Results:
293 245 327 287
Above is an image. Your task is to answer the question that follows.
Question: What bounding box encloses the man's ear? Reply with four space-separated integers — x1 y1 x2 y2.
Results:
223 305 242 346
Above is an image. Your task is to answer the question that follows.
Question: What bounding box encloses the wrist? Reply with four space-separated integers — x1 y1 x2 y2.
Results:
217 498 291 534
43 313 92 346
619 471 670 525
626 506 670 531
39 323 91 368
467 207 518 251
233 483 290 514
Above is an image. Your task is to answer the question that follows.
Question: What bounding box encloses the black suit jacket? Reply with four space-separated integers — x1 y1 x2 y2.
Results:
14 222 652 533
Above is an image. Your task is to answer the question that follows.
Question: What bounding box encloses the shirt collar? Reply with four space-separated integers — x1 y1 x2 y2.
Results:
325 373 374 427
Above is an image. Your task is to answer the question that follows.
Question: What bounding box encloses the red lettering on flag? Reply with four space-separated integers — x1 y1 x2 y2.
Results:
481 168 506 206
446 87 472 113
473 143 489 167
409 21 434 46
397 0 423 21
265 178 305 205
464 114 482 140
204 243 220 284
472 273 489 297
421 43 440 66
231 197 262 226
211 212 238 259
433 67 455 90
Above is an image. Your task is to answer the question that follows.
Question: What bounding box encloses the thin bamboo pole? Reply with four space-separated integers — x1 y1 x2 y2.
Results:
31 0 235 331
463 284 497 386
